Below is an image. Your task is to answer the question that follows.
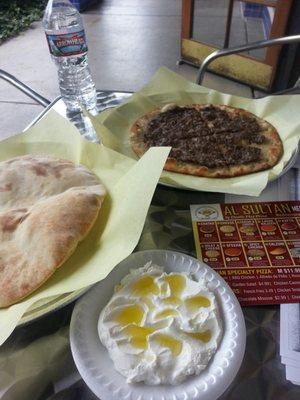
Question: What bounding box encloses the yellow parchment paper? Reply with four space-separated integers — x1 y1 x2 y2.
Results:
0 109 170 345
93 67 300 196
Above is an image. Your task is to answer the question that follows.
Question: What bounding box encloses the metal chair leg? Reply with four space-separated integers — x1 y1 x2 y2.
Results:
0 69 51 107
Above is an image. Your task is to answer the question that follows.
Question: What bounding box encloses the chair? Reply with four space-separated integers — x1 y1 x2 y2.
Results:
196 35 300 96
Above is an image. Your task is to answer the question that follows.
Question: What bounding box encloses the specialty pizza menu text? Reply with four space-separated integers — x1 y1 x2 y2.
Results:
190 201 300 306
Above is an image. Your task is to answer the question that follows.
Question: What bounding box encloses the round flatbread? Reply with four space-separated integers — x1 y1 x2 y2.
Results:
0 155 106 308
130 104 283 178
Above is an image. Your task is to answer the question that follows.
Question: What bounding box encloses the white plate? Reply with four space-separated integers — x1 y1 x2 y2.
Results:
70 250 246 400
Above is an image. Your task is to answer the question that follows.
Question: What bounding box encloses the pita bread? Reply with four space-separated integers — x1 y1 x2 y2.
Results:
0 155 106 308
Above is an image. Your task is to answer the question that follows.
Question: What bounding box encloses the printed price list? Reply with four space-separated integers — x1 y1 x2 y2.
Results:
191 201 300 305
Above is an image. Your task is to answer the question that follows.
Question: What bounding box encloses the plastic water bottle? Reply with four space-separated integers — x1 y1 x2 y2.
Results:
43 0 97 112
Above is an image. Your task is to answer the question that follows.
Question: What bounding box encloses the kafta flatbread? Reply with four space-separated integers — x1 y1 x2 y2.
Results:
0 155 106 308
130 104 283 178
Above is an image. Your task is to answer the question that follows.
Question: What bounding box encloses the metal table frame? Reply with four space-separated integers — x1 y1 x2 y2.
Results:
1 40 300 399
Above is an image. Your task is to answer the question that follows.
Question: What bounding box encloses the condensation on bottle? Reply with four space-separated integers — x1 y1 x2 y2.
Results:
43 0 97 112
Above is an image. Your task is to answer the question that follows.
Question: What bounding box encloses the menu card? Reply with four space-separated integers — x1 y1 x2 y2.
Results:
191 201 300 306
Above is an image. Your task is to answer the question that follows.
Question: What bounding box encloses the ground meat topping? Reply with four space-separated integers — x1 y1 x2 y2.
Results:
143 105 266 168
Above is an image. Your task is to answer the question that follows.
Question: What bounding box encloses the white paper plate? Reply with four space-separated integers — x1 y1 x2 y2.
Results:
70 250 246 400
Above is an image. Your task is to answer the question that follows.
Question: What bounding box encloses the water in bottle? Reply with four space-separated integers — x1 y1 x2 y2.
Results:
43 0 97 112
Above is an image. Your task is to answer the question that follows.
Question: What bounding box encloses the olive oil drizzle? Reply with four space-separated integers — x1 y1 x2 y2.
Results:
113 274 212 355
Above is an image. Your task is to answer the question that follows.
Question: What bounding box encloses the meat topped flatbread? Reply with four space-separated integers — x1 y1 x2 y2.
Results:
130 104 283 178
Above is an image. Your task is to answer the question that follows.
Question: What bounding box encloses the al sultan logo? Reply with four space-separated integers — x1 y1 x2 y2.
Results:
195 206 219 220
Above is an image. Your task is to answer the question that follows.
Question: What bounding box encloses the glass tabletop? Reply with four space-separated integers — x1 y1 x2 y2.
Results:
1 92 300 400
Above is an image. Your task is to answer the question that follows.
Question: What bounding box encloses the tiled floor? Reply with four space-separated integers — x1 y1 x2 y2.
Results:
0 0 265 138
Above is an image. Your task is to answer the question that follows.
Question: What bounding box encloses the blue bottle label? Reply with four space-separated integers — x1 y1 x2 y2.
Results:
46 30 88 57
